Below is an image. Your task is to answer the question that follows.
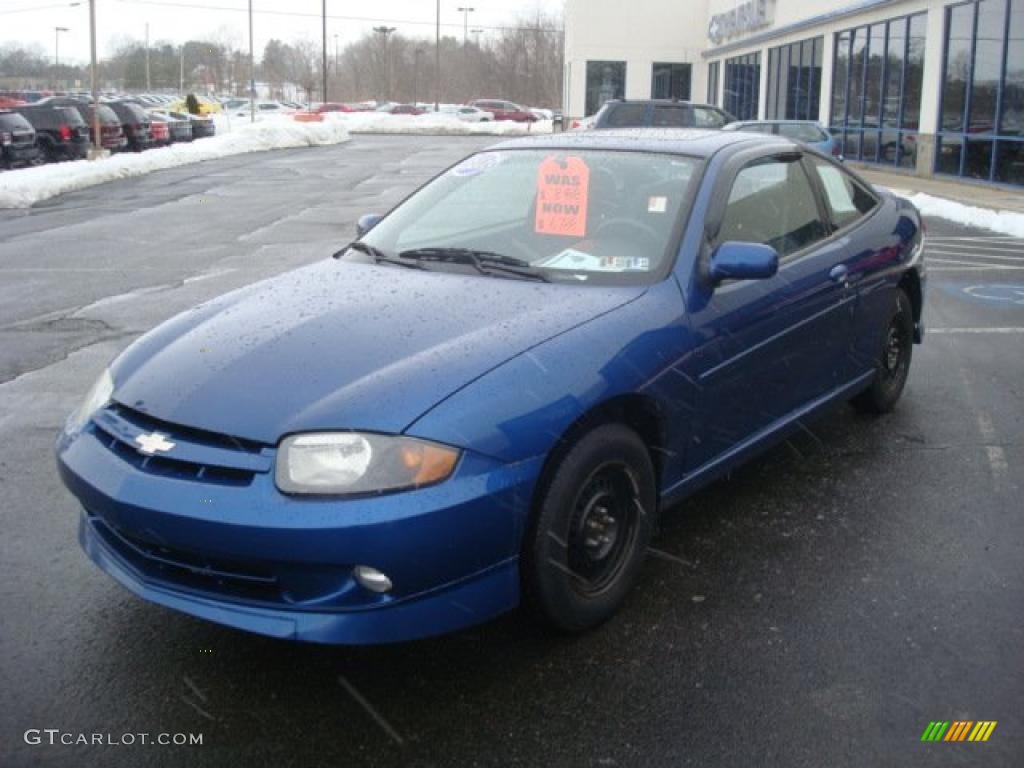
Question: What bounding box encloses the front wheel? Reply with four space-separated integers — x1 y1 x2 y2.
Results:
851 288 914 414
523 423 656 633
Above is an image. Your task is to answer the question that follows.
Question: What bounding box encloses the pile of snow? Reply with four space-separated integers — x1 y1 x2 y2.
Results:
0 118 350 209
214 111 552 137
890 190 1024 239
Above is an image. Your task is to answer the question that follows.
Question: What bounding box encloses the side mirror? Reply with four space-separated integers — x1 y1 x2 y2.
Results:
356 213 383 238
709 242 779 284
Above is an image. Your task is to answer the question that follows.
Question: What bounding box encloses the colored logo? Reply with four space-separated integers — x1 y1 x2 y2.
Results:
921 721 997 742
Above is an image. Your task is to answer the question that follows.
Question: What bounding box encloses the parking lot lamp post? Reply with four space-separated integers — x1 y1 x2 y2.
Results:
373 26 396 101
248 0 255 123
457 7 474 46
434 0 440 112
54 26 69 91
321 0 328 103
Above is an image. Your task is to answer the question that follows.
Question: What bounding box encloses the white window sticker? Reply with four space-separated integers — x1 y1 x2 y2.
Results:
648 196 668 213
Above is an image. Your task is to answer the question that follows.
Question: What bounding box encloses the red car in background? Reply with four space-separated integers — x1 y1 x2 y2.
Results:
150 118 170 145
468 99 537 122
314 102 355 113
376 103 426 116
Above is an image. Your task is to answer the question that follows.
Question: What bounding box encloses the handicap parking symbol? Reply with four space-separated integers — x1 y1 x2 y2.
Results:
962 284 1024 305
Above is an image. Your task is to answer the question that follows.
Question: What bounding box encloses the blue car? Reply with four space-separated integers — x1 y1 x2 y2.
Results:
57 129 925 644
723 120 842 160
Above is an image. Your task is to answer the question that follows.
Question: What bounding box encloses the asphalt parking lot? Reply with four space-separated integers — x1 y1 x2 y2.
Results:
1 135 1021 767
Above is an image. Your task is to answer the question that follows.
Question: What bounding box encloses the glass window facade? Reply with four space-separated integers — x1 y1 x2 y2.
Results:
724 52 761 120
938 0 1024 186
830 12 926 169
585 61 626 116
652 63 692 100
766 37 823 120
707 61 720 106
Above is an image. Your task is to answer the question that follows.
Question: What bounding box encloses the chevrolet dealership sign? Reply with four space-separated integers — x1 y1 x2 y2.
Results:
708 0 774 44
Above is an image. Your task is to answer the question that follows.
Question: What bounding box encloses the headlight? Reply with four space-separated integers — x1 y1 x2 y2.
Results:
275 432 460 496
66 368 114 433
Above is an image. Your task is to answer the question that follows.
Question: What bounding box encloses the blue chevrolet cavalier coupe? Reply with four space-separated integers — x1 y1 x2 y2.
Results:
57 129 925 644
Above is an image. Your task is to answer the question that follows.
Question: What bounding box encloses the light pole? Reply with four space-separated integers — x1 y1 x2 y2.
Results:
457 7 475 46
54 26 69 91
414 48 424 107
248 0 255 123
88 0 100 156
434 0 440 112
321 0 328 103
470 28 484 47
372 26 396 102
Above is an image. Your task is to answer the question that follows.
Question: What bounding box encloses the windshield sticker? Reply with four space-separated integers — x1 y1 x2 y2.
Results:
648 196 668 213
535 156 590 237
537 249 650 273
450 152 504 177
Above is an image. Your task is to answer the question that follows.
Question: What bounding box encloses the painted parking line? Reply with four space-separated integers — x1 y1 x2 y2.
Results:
929 327 1024 334
928 250 1024 261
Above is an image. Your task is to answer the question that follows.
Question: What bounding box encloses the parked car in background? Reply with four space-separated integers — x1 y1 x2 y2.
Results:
376 103 426 116
148 116 171 146
0 110 41 169
149 110 193 143
469 99 538 122
314 102 355 113
184 112 216 139
106 101 154 152
229 101 295 118
529 107 554 121
589 99 735 130
13 105 90 162
39 98 127 151
0 96 27 108
723 120 841 159
438 105 494 122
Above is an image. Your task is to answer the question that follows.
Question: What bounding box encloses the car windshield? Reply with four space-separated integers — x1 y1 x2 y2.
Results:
354 148 700 285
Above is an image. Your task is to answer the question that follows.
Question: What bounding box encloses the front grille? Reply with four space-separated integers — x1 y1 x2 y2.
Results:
90 403 270 486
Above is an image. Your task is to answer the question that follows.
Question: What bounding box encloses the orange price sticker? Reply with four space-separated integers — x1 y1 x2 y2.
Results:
535 155 590 237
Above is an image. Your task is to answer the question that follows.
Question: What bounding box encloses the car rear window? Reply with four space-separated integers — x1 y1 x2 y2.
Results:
693 107 728 128
652 105 692 127
778 123 828 143
602 103 648 127
0 112 32 131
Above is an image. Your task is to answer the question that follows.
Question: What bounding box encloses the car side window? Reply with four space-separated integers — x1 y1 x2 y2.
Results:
693 107 727 129
809 159 878 230
605 104 648 127
652 106 691 127
717 156 828 259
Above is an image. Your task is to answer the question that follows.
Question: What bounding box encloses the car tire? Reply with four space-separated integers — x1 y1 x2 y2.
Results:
851 288 914 414
522 423 657 633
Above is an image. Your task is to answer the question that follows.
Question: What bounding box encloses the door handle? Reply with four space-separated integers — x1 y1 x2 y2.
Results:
829 264 850 284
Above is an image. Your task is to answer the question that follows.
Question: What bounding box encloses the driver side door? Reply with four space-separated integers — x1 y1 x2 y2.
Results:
683 151 856 472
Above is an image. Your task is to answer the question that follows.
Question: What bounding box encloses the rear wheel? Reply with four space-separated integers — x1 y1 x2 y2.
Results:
852 288 914 414
523 423 656 632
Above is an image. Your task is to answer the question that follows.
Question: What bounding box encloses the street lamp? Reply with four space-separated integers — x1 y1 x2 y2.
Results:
457 7 475 46
321 0 328 104
54 26 69 91
372 26 396 102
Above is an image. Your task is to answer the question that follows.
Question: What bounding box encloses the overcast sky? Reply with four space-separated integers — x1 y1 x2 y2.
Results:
1 0 564 64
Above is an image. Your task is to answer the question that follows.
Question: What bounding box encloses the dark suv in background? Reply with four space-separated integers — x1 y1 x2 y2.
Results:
588 99 735 130
105 100 154 152
13 105 90 162
38 98 127 151
0 110 40 169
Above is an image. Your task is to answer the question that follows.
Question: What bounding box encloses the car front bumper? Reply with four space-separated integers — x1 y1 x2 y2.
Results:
57 421 541 644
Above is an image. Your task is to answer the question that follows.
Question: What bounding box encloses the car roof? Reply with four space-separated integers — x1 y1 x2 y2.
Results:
727 119 824 126
604 99 723 109
489 127 792 158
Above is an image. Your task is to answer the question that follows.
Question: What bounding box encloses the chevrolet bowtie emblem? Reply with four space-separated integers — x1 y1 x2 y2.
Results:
135 432 176 455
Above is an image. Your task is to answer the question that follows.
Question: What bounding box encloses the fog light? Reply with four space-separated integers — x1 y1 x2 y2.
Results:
353 565 392 593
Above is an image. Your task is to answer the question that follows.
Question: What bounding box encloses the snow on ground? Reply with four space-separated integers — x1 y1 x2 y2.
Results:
215 111 552 136
887 189 1024 238
0 118 350 209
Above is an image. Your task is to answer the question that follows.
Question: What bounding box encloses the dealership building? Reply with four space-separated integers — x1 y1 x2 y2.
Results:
563 0 1024 187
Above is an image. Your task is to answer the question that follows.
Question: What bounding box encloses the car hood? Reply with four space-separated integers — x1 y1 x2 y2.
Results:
111 260 647 445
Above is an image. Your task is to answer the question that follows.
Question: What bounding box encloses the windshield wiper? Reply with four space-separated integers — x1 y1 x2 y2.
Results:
335 240 426 270
398 247 550 282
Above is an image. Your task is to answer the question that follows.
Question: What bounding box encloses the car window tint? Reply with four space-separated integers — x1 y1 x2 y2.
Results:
652 106 692 127
605 104 647 127
738 123 774 134
719 157 828 259
693 107 727 128
811 160 878 229
778 123 828 143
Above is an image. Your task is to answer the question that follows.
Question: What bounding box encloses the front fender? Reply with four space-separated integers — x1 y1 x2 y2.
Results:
404 279 696 480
